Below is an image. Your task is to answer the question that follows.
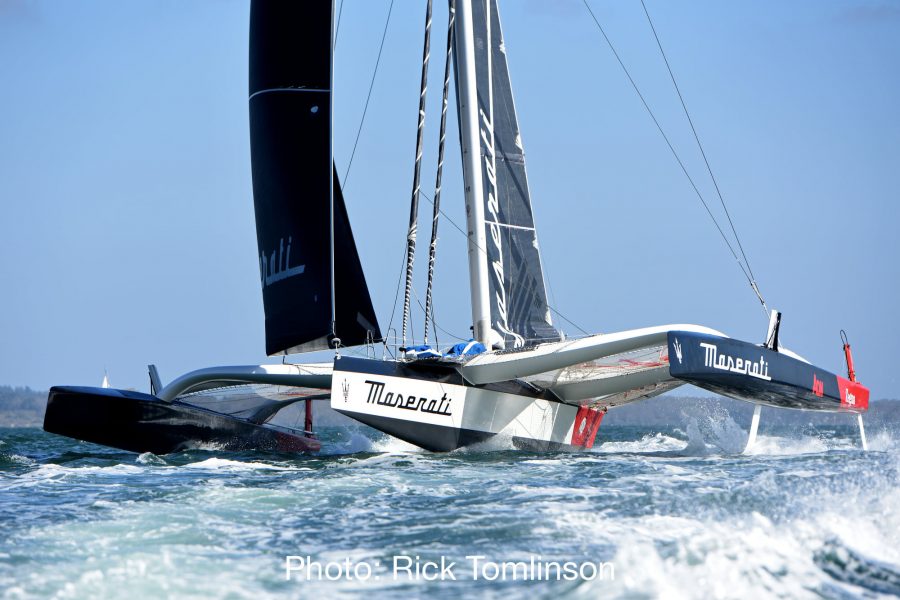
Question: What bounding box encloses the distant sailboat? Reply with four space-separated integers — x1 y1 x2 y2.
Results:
101 371 110 389
43 0 869 455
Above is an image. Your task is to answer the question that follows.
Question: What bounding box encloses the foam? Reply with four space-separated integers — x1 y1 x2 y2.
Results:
322 430 422 456
320 430 380 455
866 429 896 452
681 412 748 455
745 434 832 456
595 432 687 454
135 452 167 466
0 452 35 467
183 457 294 471
546 449 900 598
3 416 897 599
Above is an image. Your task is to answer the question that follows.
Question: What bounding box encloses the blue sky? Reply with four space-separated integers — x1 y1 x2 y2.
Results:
1 1 897 399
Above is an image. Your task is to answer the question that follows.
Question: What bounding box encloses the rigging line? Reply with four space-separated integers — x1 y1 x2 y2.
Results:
417 188 590 339
401 0 434 347
418 190 468 249
334 0 344 51
384 239 409 350
419 277 441 348
424 0 455 345
549 306 590 337
342 0 395 190
639 0 766 310
581 0 757 293
412 283 468 343
430 295 440 348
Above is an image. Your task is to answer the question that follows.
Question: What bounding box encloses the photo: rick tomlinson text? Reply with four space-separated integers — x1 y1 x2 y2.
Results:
285 555 616 583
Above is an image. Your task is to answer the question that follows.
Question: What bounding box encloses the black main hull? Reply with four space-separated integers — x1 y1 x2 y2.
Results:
43 386 320 455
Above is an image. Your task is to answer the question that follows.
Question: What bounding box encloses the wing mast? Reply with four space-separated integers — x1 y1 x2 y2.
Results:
453 0 561 350
453 0 493 348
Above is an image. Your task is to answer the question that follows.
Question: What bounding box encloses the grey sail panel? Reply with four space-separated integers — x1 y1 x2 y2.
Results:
469 0 561 348
249 1 380 355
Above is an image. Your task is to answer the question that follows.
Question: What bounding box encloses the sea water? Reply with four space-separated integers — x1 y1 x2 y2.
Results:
1 415 898 599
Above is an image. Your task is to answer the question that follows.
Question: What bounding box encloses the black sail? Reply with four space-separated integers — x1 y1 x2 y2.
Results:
467 0 561 348
249 1 380 355
332 167 381 347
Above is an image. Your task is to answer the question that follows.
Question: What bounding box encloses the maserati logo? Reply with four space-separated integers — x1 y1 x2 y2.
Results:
701 342 771 381
363 379 453 416
260 237 305 288
341 380 350 403
673 338 683 364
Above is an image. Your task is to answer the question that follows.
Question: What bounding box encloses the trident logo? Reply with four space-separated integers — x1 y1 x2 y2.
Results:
673 338 683 364
341 380 350 402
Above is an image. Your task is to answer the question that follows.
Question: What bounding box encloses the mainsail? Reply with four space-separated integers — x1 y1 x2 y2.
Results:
465 0 561 349
248 1 380 355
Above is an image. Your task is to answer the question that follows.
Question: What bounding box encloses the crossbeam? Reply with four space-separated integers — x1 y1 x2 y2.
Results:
155 363 332 402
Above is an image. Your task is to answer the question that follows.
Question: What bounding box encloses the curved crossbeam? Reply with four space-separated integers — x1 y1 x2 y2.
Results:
460 324 727 385
156 363 332 402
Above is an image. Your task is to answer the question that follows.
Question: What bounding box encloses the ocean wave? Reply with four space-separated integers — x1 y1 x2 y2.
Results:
0 452 35 468
553 453 900 599
2 424 896 599
135 452 167 466
745 434 835 456
320 430 380 455
182 457 296 471
814 538 900 596
595 432 687 454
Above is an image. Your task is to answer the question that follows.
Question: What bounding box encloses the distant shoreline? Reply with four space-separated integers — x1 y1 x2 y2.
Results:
1 385 896 430
0 386 47 428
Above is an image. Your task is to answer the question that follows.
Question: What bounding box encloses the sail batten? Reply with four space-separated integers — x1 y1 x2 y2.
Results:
249 1 380 356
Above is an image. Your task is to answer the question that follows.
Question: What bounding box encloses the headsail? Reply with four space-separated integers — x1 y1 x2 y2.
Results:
332 168 381 348
249 1 380 355
464 0 561 349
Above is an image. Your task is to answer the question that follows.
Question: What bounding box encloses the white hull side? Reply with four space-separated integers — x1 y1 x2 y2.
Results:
331 356 603 452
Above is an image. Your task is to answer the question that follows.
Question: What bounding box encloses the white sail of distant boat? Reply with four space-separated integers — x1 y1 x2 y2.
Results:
101 371 110 389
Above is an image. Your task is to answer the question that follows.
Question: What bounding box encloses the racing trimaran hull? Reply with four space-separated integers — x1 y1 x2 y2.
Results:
331 356 606 452
331 326 868 453
667 331 868 413
44 386 321 455
42 1 870 455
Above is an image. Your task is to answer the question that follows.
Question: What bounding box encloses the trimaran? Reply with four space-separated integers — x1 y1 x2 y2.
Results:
44 0 870 455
